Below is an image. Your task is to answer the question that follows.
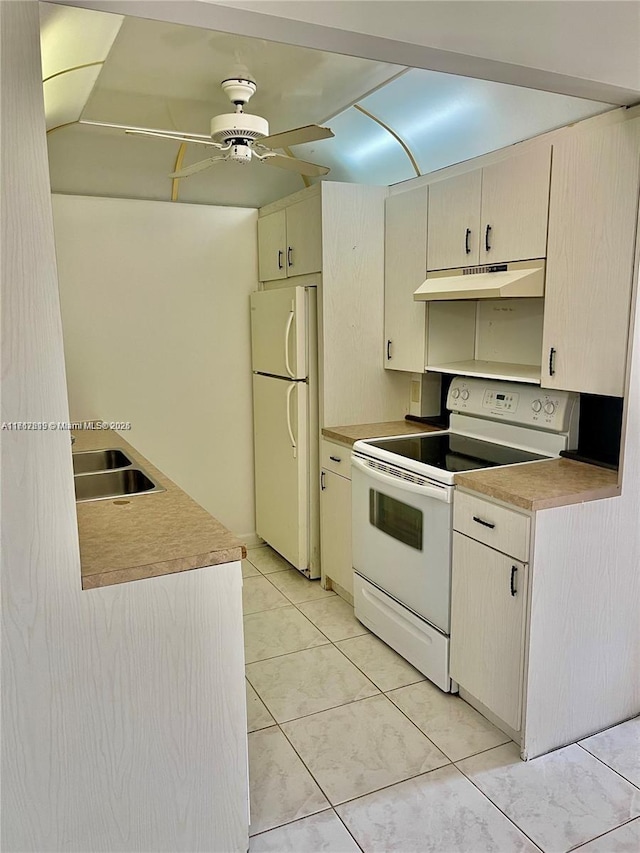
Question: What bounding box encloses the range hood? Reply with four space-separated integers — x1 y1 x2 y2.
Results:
414 259 545 301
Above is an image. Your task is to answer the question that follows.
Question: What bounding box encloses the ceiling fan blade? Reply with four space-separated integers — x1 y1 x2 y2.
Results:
169 156 227 178
125 130 221 147
258 124 334 149
261 153 330 177
80 120 213 144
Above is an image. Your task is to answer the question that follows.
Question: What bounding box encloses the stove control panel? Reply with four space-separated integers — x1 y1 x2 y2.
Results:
447 377 579 434
482 388 520 413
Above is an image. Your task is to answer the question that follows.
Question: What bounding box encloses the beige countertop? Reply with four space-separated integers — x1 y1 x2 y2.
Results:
454 457 620 511
73 428 246 590
322 420 443 447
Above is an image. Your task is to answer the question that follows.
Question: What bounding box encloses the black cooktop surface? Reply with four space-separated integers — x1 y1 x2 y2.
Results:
365 433 547 473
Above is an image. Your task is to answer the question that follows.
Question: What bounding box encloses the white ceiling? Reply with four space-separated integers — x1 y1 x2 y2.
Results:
42 3 617 208
213 1 640 101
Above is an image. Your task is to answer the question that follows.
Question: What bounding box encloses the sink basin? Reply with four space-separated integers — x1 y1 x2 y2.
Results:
74 468 165 502
73 448 133 475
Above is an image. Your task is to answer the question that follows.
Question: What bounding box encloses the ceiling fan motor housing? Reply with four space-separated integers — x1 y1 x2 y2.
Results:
210 112 269 144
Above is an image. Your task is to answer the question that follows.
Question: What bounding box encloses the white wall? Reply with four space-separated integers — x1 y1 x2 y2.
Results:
53 194 258 541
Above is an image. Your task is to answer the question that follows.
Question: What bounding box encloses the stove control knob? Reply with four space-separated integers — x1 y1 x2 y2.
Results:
451 388 460 399
544 401 556 415
531 399 542 413
461 389 469 401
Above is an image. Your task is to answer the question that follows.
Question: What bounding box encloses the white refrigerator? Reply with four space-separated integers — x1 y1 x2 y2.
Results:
250 285 320 578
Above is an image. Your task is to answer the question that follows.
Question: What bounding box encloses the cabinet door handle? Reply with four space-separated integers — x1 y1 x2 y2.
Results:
485 223 492 252
329 455 342 463
510 565 518 596
321 471 326 491
287 246 293 267
472 515 495 529
278 249 284 270
549 347 556 377
465 227 471 254
386 339 392 360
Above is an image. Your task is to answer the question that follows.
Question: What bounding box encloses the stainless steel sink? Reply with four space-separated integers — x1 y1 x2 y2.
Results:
74 468 165 502
72 448 133 475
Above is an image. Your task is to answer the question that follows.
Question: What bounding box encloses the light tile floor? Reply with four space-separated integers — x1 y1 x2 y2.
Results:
244 546 640 853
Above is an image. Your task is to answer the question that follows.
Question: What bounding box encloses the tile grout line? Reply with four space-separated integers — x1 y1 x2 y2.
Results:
452 755 546 853
331 635 427 694
246 680 382 727
575 741 640 791
260 567 337 606
332 807 366 853
276 714 460 815
566 815 640 852
244 640 332 667
248 805 366 853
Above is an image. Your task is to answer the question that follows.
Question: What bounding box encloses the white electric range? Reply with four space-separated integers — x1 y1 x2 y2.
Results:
351 376 579 692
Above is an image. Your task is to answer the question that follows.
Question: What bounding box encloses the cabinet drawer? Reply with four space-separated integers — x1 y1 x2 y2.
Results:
321 439 351 479
454 491 530 561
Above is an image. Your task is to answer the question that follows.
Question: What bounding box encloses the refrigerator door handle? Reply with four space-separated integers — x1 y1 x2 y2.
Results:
284 307 295 378
286 383 297 457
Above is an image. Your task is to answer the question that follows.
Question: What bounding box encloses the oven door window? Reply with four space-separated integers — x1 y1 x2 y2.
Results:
369 489 423 551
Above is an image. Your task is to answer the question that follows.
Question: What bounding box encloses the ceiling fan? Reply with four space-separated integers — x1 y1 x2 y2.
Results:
80 78 334 179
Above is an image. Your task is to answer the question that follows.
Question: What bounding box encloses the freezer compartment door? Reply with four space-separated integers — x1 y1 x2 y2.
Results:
253 373 309 571
250 286 307 379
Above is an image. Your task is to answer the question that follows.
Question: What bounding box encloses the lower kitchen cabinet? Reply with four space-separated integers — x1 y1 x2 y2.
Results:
450 531 529 732
320 467 353 599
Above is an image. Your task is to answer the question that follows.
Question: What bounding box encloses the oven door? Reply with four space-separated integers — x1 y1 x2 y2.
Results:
351 454 452 633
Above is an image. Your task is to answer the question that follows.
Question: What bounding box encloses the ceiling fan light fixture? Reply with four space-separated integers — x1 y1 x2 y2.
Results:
229 143 252 165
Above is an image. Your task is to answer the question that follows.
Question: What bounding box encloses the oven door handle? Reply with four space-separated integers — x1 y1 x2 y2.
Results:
351 456 452 503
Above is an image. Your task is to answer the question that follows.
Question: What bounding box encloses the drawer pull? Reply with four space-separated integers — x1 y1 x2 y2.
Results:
472 515 495 529
510 565 518 596
329 455 342 463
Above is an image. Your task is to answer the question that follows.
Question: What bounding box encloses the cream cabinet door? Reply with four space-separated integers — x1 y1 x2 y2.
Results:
258 209 286 281
450 532 528 731
480 146 551 265
541 119 640 396
285 194 322 277
427 170 482 270
384 187 428 372
320 469 353 597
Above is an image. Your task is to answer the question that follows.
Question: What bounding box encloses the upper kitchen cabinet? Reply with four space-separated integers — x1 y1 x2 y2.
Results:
479 146 551 265
427 171 481 271
258 194 322 281
542 118 640 396
427 146 551 271
384 186 428 373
